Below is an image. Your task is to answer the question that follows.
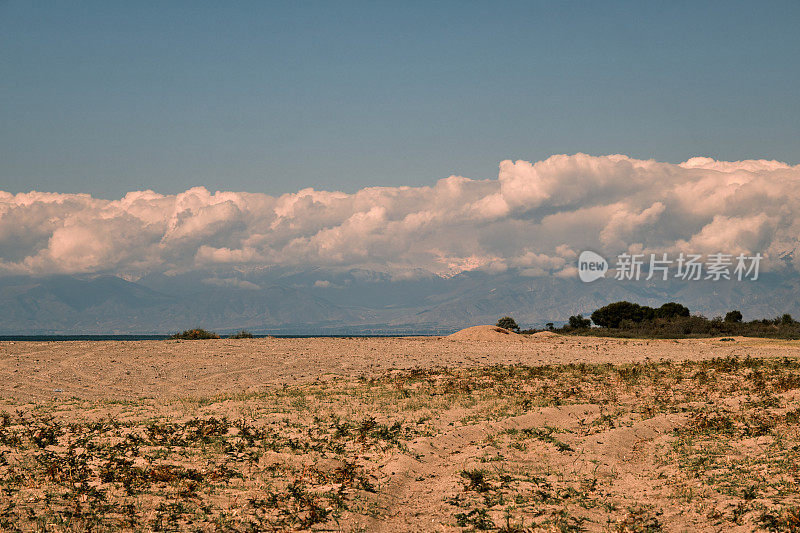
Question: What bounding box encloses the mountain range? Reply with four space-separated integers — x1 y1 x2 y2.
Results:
1 267 798 334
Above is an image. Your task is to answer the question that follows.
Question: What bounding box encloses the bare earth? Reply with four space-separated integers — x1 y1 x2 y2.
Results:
1 335 799 531
2 335 794 402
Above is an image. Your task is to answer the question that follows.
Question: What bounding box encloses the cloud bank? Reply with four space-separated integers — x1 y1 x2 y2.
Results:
2 153 799 279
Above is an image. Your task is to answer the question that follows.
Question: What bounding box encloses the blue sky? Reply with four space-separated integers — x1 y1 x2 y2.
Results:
1 1 798 198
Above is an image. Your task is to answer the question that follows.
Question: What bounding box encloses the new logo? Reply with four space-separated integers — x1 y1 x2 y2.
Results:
578 251 608 282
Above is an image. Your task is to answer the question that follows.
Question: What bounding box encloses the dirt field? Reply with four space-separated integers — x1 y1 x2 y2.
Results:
1 335 799 531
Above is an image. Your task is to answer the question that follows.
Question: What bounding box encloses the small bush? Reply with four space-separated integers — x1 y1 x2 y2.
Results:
496 316 520 332
170 328 220 340
460 469 490 492
229 330 254 339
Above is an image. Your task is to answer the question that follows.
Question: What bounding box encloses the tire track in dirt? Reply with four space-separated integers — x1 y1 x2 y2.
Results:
1 336 797 402
369 405 688 531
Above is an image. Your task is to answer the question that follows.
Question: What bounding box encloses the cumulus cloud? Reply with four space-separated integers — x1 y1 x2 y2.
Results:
1 153 799 278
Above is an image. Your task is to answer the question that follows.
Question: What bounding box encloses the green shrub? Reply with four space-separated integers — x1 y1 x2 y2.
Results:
568 314 591 329
496 316 520 332
229 330 254 339
170 328 220 340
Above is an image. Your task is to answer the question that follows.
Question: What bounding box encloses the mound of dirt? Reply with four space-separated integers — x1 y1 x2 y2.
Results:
446 325 522 340
530 330 560 338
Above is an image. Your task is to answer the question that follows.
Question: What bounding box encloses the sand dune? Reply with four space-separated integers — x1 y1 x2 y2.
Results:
445 324 522 340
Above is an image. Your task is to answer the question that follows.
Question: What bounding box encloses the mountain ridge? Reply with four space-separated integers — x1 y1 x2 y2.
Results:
0 269 797 334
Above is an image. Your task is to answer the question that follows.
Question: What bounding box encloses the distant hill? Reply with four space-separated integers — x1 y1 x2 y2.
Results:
0 274 363 334
0 269 797 334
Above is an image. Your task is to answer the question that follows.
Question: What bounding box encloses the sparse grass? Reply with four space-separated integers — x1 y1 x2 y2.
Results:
504 426 574 452
1 355 799 530
0 408 410 530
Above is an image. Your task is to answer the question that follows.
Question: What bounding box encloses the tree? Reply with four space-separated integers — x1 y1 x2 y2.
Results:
568 314 591 329
655 302 690 319
496 316 520 332
724 310 743 323
590 301 655 328
781 313 794 325
546 322 554 331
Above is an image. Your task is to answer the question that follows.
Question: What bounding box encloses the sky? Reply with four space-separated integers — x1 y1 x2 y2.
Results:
2 1 799 199
1 2 800 284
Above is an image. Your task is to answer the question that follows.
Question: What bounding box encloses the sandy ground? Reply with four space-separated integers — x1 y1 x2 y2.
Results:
1 335 798 402
1 335 799 531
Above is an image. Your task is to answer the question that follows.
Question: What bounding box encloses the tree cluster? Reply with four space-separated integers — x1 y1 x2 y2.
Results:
589 301 689 328
507 301 799 339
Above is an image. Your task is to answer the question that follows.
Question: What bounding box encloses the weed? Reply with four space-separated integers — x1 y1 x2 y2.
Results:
455 508 496 530
461 469 491 493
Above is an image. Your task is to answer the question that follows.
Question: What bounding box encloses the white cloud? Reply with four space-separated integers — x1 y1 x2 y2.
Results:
1 153 799 278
